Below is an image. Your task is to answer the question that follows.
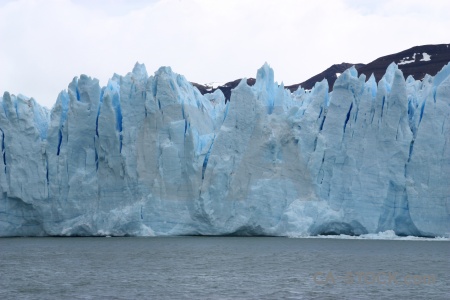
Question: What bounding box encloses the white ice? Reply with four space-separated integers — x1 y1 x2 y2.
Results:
0 62 449 238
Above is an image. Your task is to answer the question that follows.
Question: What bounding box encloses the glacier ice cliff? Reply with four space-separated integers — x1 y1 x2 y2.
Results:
0 62 449 237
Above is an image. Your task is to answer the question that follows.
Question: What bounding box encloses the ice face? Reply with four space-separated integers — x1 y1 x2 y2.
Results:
0 62 449 237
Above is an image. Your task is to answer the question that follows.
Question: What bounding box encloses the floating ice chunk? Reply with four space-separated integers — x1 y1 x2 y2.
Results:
298 230 450 241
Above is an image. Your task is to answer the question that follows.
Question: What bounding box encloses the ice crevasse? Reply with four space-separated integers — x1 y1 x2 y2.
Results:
0 62 449 237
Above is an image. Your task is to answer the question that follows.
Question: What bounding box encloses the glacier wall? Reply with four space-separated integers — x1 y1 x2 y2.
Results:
0 62 449 237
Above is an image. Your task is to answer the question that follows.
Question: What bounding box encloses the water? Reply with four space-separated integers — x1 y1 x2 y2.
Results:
0 237 448 299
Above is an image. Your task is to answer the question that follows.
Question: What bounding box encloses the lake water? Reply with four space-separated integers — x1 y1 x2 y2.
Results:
0 237 448 299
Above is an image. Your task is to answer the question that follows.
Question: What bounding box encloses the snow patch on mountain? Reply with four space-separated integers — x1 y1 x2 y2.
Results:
420 52 431 61
398 53 417 65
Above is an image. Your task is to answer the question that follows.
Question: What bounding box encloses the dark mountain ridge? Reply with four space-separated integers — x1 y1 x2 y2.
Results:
192 43 450 100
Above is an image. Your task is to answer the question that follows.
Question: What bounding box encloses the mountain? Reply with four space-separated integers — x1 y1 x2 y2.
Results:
285 63 365 92
357 44 450 82
194 44 450 99
0 59 449 237
192 78 256 102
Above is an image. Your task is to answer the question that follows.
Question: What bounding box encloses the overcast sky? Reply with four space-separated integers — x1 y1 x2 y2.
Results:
1 0 449 108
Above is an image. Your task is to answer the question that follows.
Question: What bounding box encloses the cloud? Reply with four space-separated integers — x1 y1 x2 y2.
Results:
72 0 159 16
344 0 450 18
0 0 449 108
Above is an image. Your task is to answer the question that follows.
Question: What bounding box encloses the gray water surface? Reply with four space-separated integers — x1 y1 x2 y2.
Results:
0 237 448 299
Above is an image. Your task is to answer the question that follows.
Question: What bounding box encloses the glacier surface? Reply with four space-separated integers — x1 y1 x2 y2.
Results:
0 62 449 237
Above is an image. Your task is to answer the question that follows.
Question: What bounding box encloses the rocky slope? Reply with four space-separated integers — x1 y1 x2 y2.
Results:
193 44 450 99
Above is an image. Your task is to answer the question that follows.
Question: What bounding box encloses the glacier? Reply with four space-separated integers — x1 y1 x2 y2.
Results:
0 62 449 237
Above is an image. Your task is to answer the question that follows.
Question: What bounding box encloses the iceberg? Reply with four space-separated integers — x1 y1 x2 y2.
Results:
0 62 449 237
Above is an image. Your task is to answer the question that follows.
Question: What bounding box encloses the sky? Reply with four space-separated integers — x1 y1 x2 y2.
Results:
0 0 449 108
